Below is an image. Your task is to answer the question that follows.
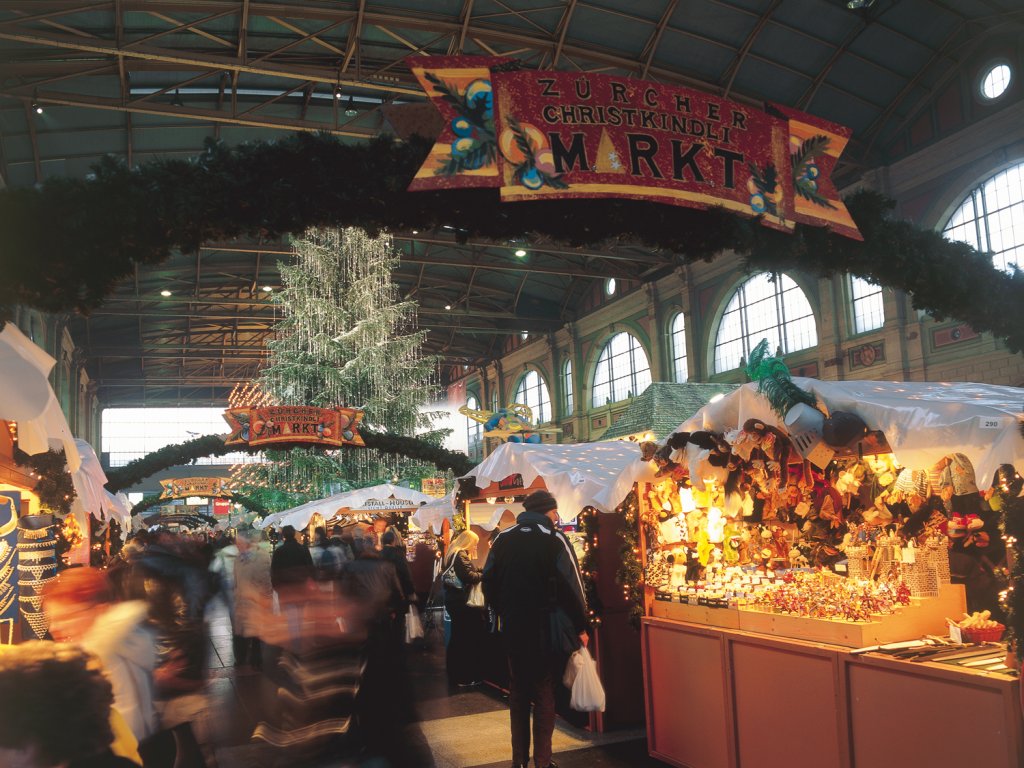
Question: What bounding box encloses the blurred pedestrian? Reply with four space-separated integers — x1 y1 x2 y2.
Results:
483 490 589 768
45 567 159 742
234 528 273 669
0 641 139 767
271 525 315 649
442 530 486 686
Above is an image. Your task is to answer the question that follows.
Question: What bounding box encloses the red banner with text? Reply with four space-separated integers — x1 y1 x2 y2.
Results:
407 56 860 240
223 406 365 448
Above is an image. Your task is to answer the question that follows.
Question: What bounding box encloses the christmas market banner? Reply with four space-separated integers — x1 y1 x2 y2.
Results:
407 56 861 240
223 406 365 448
159 477 232 500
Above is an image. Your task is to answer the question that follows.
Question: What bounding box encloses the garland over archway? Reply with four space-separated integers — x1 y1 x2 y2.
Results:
103 430 476 494
1 133 1023 351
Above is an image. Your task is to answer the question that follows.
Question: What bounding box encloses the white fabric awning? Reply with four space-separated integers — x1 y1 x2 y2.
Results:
256 482 437 530
0 324 79 471
410 492 455 532
677 379 1024 489
459 441 658 523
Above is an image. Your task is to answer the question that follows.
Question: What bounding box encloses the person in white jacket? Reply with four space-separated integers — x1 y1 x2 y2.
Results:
45 567 159 742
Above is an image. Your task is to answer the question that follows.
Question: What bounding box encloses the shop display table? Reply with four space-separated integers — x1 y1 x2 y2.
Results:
642 616 1022 768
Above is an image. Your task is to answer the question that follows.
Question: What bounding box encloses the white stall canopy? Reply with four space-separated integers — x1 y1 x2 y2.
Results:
0 324 79 470
70 439 130 524
678 379 1024 489
460 441 658 524
410 492 456 532
256 482 436 530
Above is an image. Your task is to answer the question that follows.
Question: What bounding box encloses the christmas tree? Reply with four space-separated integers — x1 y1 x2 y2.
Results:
232 227 445 507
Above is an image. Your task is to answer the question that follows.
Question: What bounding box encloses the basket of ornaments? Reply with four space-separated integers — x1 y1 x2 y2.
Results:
949 611 1005 643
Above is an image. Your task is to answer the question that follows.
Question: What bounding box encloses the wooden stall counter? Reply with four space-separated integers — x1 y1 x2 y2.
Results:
642 615 1022 768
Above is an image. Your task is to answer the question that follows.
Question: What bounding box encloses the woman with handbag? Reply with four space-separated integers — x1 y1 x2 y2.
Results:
442 530 487 687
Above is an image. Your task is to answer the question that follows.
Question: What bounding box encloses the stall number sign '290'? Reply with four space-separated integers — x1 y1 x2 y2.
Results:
407 55 861 241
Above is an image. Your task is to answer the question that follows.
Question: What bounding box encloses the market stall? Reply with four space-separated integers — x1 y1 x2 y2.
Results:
636 373 1024 767
256 482 435 533
457 441 657 732
0 324 83 643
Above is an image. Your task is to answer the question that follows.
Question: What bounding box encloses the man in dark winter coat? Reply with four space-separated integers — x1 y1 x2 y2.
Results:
271 525 315 648
482 490 588 768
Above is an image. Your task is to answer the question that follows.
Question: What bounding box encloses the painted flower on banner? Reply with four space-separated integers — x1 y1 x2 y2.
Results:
499 116 569 191
746 161 779 217
791 135 837 210
426 74 497 175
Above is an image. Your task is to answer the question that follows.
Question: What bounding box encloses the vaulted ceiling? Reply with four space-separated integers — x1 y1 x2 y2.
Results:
1 0 1020 405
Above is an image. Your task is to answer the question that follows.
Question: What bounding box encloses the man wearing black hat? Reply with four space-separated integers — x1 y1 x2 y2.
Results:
482 489 589 768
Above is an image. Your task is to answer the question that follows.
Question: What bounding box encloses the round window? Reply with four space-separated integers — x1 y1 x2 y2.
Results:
980 62 1012 100
605 278 617 296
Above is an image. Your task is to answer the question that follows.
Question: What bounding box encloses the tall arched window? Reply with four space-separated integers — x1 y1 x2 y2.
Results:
592 332 652 407
713 273 817 373
562 359 574 415
465 394 483 459
943 162 1024 273
514 370 552 424
850 276 884 334
670 313 688 382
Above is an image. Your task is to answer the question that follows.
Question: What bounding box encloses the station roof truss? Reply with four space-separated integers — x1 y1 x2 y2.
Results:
0 0 1020 405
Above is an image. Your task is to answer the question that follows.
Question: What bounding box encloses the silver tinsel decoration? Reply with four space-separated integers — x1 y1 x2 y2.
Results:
248 227 439 491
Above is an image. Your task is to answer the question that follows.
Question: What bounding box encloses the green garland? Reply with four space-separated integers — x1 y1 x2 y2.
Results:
15 449 74 516
104 435 231 492
1000 492 1024 654
1 133 1024 350
616 490 646 628
578 506 602 626
104 430 475 495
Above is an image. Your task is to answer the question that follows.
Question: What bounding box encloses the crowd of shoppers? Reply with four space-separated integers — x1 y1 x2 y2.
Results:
15 495 590 768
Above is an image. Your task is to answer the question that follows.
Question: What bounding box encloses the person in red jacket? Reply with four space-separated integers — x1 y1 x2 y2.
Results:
483 490 588 768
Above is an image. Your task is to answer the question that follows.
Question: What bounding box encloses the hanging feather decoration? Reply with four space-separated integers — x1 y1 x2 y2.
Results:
744 339 818 419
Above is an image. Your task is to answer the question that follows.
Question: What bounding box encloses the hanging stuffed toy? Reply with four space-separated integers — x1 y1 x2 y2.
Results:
459 402 561 443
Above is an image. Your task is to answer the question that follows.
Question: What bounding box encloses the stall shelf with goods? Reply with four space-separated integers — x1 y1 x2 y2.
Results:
456 441 657 732
0 324 90 643
634 377 1024 767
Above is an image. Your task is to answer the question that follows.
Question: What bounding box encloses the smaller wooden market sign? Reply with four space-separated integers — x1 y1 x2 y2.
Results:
159 477 231 500
223 406 365 448
421 477 447 498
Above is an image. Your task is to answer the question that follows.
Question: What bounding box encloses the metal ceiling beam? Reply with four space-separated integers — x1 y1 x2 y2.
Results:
720 0 779 100
638 0 677 79
342 0 364 73
1 88 377 137
0 23 423 95
550 0 577 69
451 0 474 55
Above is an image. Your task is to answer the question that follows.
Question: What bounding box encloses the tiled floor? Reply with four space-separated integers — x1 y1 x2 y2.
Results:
195 599 664 767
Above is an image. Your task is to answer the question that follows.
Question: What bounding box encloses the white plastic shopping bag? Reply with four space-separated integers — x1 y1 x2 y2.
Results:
406 604 424 643
563 647 585 688
567 647 606 712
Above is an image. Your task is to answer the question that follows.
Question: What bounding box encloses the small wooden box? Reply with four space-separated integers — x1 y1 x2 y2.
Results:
650 599 742 629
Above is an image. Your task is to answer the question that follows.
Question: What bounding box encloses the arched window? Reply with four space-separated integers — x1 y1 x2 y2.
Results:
713 273 817 373
514 370 552 424
562 359 574 415
591 332 652 407
850 276 884 334
670 313 688 382
943 162 1024 273
465 394 483 459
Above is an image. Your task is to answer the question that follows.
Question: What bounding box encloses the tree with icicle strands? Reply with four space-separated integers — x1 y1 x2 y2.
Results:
232 226 448 507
